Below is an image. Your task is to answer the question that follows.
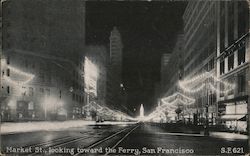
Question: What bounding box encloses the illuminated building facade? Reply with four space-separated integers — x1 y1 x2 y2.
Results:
216 1 249 133
0 0 86 121
85 45 108 111
182 1 249 132
182 1 217 125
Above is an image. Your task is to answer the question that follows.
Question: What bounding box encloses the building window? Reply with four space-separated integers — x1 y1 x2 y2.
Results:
209 58 214 71
72 93 75 101
40 73 45 82
22 86 26 96
228 54 234 71
7 56 10 65
29 87 34 96
228 2 234 45
45 89 50 96
220 60 225 75
238 46 246 65
238 1 248 38
40 88 44 93
59 90 62 99
238 74 245 93
6 68 10 76
228 77 234 95
220 83 224 97
220 10 225 52
7 86 10 94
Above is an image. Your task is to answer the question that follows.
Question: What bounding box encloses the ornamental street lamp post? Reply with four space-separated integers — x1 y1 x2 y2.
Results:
204 79 210 136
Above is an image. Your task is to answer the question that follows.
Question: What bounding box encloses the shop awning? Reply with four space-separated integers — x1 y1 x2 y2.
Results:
221 114 246 121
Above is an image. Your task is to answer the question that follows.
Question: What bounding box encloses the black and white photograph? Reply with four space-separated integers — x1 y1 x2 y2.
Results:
0 0 249 155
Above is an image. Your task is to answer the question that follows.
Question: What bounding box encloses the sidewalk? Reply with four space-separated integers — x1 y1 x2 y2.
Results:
0 120 137 135
209 131 248 140
154 123 248 140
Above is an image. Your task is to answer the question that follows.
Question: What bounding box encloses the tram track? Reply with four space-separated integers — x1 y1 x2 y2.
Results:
73 124 139 156
22 125 137 155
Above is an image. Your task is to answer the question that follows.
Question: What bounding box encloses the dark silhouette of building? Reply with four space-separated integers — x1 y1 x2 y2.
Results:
1 0 86 121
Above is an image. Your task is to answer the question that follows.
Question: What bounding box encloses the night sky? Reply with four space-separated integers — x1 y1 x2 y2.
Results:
86 1 187 115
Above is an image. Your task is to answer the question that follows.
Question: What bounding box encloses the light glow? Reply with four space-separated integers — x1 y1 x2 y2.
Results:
82 101 136 121
84 57 99 96
142 92 195 122
3 65 35 86
178 72 235 94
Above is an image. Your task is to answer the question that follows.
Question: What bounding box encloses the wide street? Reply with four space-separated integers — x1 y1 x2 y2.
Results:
1 123 248 155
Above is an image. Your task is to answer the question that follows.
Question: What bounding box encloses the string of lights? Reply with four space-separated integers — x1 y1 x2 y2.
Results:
161 92 196 103
178 72 235 94
3 65 35 86
82 101 136 121
144 92 195 122
178 82 206 93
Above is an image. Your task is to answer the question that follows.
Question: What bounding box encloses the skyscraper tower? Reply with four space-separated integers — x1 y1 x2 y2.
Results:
106 27 123 110
109 26 123 76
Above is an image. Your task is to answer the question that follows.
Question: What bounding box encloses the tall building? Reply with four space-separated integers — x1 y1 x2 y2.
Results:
160 53 171 92
182 1 249 133
161 35 184 97
85 45 108 107
106 27 124 110
216 1 249 134
182 1 217 125
109 27 123 77
1 0 86 121
0 1 2 101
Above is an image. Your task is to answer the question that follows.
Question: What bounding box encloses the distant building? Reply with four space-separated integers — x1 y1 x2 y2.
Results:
153 82 161 107
110 27 123 76
161 35 184 97
160 53 170 92
160 35 184 97
106 27 124 110
0 0 86 121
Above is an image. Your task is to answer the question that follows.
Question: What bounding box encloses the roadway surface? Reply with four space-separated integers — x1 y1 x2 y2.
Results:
1 123 248 155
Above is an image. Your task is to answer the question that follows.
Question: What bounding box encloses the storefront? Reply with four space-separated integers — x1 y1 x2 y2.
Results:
218 96 248 133
208 105 216 125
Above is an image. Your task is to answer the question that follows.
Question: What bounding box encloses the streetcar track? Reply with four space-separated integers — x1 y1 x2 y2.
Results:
73 125 138 156
24 130 95 149
104 125 139 155
105 125 139 155
21 125 137 156
24 136 72 148
27 127 128 155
